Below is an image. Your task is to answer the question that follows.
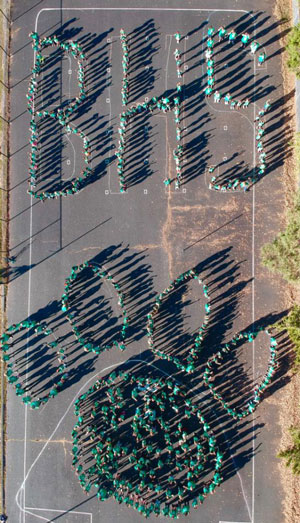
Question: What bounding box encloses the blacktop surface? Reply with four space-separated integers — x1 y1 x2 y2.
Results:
5 0 291 522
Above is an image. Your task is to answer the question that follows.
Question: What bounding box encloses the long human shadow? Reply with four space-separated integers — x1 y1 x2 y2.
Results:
3 244 125 399
262 89 294 178
179 12 285 187
66 246 155 350
207 85 293 188
149 255 241 374
4 243 155 400
14 13 285 195
123 109 157 188
5 218 113 283
127 18 160 103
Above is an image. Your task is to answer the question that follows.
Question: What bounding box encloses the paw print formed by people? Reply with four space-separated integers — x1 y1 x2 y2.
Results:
1 257 279 517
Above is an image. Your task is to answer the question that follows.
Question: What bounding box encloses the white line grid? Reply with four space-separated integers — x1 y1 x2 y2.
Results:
16 6 257 523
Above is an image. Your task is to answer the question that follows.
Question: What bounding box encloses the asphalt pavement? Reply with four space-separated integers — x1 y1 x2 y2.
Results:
6 1 287 522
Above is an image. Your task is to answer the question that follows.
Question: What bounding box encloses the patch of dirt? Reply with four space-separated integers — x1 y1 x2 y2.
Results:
273 1 300 522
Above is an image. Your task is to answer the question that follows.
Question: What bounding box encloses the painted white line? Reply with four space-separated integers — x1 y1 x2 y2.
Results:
16 357 243 522
252 19 257 523
21 509 48 522
23 29 37 523
64 132 76 181
36 8 254 13
207 8 255 521
16 359 197 516
25 507 92 523
16 362 126 520
107 40 113 193
219 521 251 523
165 34 172 91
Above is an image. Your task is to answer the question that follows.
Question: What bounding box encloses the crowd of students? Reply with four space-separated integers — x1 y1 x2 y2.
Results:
146 268 211 374
62 260 128 354
71 369 223 518
27 32 92 201
1 253 280 515
0 320 66 409
26 25 271 198
117 33 184 191
116 94 183 192
203 329 278 418
208 99 271 191
120 29 130 106
204 25 266 100
202 26 271 192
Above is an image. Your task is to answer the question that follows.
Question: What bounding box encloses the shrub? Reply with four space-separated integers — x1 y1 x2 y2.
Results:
278 427 300 475
276 307 300 475
275 305 300 371
286 24 300 77
261 192 300 283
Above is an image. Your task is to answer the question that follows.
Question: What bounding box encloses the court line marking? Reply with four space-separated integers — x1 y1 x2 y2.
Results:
106 37 129 195
16 363 123 521
165 34 172 91
25 507 92 523
208 10 256 519
107 39 113 193
16 358 254 523
64 133 76 181
15 6 257 523
36 8 256 13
